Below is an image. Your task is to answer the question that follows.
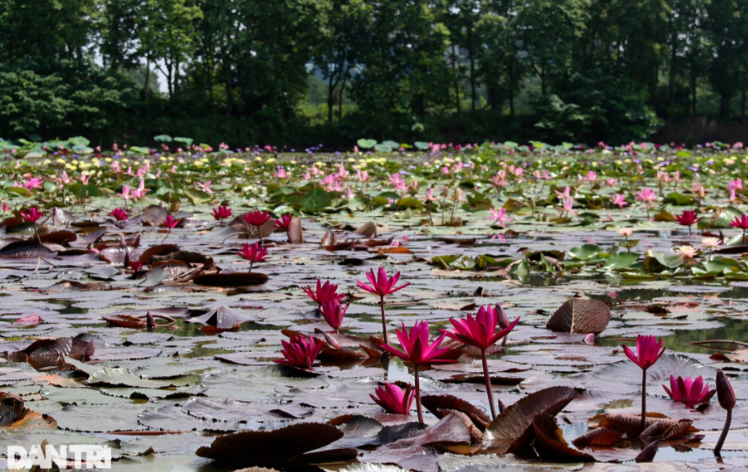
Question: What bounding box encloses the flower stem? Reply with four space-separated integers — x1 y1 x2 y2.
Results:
640 367 648 434
33 222 41 244
481 348 497 419
414 364 424 424
379 296 388 345
714 409 732 457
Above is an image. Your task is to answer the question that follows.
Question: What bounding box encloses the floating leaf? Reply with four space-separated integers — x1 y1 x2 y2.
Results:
287 216 304 244
483 386 578 454
0 240 54 259
571 427 623 448
421 395 491 430
195 422 356 467
532 414 594 462
546 299 611 334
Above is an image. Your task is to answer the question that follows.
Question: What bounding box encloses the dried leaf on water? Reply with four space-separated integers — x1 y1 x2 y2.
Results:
195 422 356 467
546 299 611 335
482 386 578 454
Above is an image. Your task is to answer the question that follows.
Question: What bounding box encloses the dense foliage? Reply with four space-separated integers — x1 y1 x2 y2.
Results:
0 0 747 146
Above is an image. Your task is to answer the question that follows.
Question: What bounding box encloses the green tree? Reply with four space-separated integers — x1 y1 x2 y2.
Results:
348 0 452 114
706 0 748 119
516 0 587 96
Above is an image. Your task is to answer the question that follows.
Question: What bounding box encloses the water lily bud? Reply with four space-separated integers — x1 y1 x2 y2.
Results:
717 370 736 411
495 304 510 329
146 312 155 331
635 440 659 462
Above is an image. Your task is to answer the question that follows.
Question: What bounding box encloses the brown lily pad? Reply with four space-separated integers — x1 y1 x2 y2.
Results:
421 394 492 430
571 427 624 448
532 414 595 462
39 230 77 245
0 240 55 259
482 386 578 454
139 244 180 263
546 298 611 334
9 334 94 370
195 422 356 467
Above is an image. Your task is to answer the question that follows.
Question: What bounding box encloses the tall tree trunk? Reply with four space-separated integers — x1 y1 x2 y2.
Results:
690 55 697 116
328 73 335 122
144 58 151 101
452 44 460 112
668 31 677 109
207 56 214 114
541 68 546 95
720 92 731 120
510 88 515 117
175 58 180 95
167 62 174 99
468 27 476 112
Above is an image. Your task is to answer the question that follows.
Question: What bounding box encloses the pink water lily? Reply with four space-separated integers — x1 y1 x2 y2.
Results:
663 375 715 405
611 194 628 209
273 214 293 230
489 207 511 227
357 267 410 345
320 299 349 333
196 181 213 194
237 242 267 271
636 188 658 218
370 383 414 415
302 279 345 308
622 335 666 433
274 335 323 369
442 305 520 419
378 321 456 423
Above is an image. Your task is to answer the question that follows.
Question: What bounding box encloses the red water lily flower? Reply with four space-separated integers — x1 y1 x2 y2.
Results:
161 215 179 243
242 210 272 244
357 267 411 344
110 208 128 222
320 299 348 333
21 207 43 224
357 267 410 297
302 279 345 306
273 214 293 230
370 383 414 415
442 305 520 350
379 321 456 424
274 335 323 369
622 334 666 434
243 210 271 227
622 334 666 370
442 304 519 419
163 215 179 229
730 214 748 230
212 205 232 223
731 214 748 242
675 210 701 235
238 242 267 272
380 321 454 366
663 375 716 405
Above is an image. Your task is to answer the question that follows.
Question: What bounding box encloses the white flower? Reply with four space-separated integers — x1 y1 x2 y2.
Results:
700 237 720 249
675 245 698 258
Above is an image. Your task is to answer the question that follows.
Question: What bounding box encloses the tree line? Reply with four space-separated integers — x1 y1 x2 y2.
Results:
0 0 746 147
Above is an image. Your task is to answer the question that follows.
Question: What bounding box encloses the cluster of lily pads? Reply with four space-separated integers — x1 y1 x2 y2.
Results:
0 138 747 470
